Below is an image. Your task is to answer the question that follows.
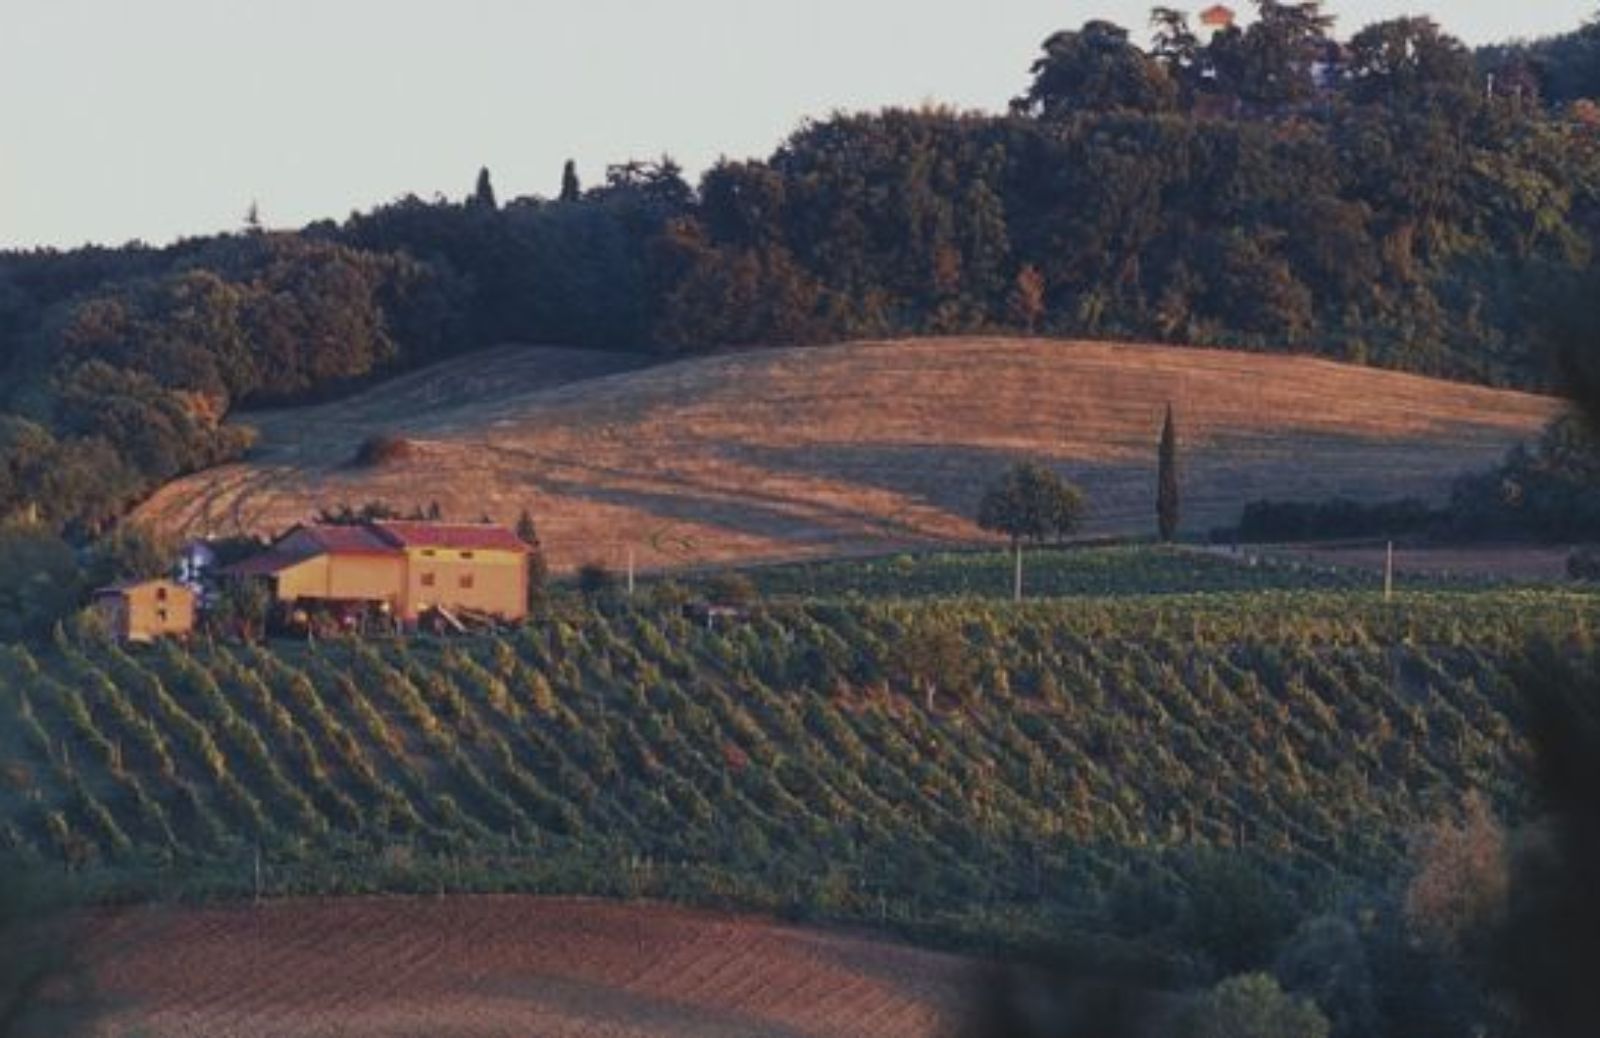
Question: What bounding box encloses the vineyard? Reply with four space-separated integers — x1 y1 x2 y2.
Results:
685 545 1468 601
0 590 1591 966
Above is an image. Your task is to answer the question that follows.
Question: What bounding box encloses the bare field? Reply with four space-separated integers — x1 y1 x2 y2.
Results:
134 338 1561 572
90 896 971 1038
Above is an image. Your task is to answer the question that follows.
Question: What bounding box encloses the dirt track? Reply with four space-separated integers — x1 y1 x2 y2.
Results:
89 897 973 1038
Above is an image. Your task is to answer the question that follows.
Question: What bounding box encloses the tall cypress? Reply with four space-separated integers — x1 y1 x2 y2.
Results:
560 160 582 203
472 167 497 209
1158 403 1180 542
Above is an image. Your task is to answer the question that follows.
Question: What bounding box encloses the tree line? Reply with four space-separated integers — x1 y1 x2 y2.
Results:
5 1 1600 542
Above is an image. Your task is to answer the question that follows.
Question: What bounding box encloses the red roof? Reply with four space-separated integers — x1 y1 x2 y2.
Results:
1200 4 1236 26
223 521 530 578
370 521 530 553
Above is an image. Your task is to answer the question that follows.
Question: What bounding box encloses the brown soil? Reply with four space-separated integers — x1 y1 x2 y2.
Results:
89 896 973 1038
134 338 1560 573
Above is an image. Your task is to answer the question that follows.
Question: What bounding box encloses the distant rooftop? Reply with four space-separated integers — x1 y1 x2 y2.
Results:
1200 4 1236 28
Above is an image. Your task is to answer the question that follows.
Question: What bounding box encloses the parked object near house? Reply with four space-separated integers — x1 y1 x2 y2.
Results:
224 521 533 627
92 579 196 643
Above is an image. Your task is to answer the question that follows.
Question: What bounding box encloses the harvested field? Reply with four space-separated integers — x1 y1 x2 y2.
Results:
134 338 1561 573
90 896 971 1038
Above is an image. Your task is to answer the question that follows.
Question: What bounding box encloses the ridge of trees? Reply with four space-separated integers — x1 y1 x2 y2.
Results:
6 2 1600 539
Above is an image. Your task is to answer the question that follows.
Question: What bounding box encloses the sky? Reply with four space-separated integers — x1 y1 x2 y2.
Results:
2 0 1595 250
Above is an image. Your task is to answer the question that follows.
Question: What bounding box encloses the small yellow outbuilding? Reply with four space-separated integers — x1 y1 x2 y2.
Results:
91 579 196 643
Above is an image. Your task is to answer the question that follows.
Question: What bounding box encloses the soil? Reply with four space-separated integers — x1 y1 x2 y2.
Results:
88 895 974 1038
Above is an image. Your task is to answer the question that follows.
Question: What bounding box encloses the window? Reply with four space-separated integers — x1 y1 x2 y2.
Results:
460 551 475 560
422 549 437 558
421 572 436 588
157 609 169 623
459 574 475 590
156 586 168 602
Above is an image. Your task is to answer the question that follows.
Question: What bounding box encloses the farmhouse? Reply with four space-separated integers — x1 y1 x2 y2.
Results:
92 579 196 643
225 520 533 626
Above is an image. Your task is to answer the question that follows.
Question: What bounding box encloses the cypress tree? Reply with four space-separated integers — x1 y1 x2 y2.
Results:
515 508 539 546
472 167 497 209
559 159 582 202
1158 403 1180 542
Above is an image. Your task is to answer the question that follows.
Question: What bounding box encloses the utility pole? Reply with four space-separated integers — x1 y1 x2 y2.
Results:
1014 544 1024 604
626 545 636 596
1384 541 1394 602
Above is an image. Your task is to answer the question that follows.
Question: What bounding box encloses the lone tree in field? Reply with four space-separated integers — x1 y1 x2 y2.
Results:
978 462 1085 545
1158 403 1180 542
976 462 1086 601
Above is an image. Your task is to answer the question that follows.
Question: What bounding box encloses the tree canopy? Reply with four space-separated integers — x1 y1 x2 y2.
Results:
4 5 1600 539
977 463 1087 545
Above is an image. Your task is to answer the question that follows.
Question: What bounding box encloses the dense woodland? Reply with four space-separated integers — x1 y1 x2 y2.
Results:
5 2 1600 542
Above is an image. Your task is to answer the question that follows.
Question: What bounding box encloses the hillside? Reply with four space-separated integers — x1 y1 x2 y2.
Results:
134 339 1560 572
3 592 1587 959
92 897 967 1038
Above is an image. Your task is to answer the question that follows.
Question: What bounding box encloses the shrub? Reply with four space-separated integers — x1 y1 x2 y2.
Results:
1184 973 1330 1038
1568 548 1600 581
350 434 417 468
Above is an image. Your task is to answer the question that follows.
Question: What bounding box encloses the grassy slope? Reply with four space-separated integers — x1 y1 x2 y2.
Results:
133 338 1558 573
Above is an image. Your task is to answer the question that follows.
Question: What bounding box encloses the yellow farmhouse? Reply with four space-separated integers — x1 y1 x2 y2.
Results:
92 579 197 643
226 521 533 624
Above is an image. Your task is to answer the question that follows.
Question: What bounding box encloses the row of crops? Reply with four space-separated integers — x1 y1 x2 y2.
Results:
0 590 1590 958
686 545 1487 601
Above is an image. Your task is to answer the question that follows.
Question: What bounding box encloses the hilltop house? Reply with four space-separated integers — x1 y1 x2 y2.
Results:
92 579 196 643
1198 4 1236 39
225 520 534 627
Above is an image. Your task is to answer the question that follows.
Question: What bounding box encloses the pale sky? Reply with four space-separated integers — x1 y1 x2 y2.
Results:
2 1 1594 249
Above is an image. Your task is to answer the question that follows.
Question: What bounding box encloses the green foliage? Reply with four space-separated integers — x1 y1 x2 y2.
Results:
1184 973 1331 1038
0 590 1587 964
673 546 1444 601
0 860 94 1037
977 463 1087 545
0 523 83 643
1450 414 1600 541
4 7 1599 543
1012 21 1178 118
559 160 582 203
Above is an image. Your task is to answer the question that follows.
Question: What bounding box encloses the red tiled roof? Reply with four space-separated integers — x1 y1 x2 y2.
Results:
223 521 530 576
1200 4 1236 26
370 521 531 553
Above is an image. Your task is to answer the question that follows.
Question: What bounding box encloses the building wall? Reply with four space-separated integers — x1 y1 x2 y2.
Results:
271 554 405 607
327 555 406 604
270 556 332 601
400 548 526 621
98 581 195 643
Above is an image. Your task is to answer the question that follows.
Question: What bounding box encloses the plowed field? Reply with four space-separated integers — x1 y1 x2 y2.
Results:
90 897 971 1038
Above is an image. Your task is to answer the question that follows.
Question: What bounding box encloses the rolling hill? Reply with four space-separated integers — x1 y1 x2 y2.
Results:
133 338 1562 572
